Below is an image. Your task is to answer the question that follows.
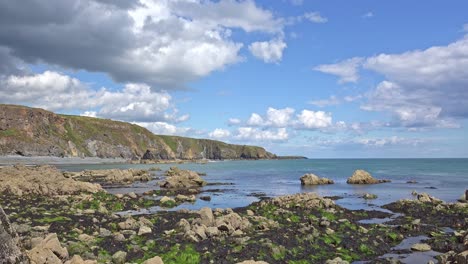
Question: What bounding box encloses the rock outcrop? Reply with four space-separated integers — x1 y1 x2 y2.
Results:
63 169 150 184
346 170 390 184
0 165 102 196
0 206 28 263
300 173 334 185
27 233 69 264
159 167 207 189
0 104 276 160
260 192 335 209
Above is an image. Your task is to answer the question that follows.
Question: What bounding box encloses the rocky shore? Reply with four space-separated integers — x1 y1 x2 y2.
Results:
1 165 467 264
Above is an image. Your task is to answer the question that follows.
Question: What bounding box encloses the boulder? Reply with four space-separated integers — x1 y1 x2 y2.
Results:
417 193 442 203
300 173 334 185
199 207 214 226
159 167 206 189
65 169 150 184
111 251 127 264
27 233 69 264
346 170 389 184
142 256 164 264
138 226 152 236
456 250 468 264
325 257 349 264
65 255 97 264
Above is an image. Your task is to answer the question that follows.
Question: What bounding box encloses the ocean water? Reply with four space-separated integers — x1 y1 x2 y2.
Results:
57 158 468 211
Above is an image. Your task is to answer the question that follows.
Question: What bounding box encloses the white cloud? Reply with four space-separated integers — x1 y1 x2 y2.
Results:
296 110 332 129
290 0 303 6
0 71 187 123
208 128 231 139
136 121 192 136
309 95 340 107
304 12 328 23
314 57 363 83
316 33 468 128
249 39 287 63
0 0 283 88
266 107 295 127
228 118 242 125
247 113 264 126
235 127 288 142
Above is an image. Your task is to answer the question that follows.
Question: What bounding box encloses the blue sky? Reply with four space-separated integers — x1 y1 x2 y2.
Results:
0 0 467 158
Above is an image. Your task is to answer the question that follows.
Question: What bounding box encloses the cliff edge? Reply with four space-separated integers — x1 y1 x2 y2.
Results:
0 104 276 161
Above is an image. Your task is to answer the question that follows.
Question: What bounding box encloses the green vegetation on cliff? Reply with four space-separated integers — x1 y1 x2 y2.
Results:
0 104 276 160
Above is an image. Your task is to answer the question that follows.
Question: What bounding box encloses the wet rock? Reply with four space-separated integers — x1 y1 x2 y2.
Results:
325 257 349 264
142 256 164 264
118 218 139 230
0 165 102 196
128 192 138 199
406 180 418 184
260 192 335 209
77 234 94 243
300 173 334 185
160 196 175 205
346 170 390 184
411 243 431 251
112 251 127 264
362 193 378 199
159 167 207 189
200 196 211 201
417 193 442 203
175 194 196 202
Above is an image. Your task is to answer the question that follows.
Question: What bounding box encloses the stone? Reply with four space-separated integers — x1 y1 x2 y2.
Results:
160 196 175 204
0 206 28 263
112 251 127 264
138 225 152 236
417 193 442 203
159 167 207 189
118 217 139 230
246 210 255 216
205 226 219 237
456 250 468 264
200 196 211 201
300 173 334 185
113 233 126 242
325 257 349 264
199 207 214 226
27 233 69 264
128 192 138 199
142 256 164 264
65 255 98 264
346 170 389 184
411 243 431 251
78 234 95 243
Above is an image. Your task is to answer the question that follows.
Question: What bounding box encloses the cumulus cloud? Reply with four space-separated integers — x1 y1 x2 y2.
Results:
314 57 363 83
247 113 265 126
249 39 287 63
245 107 295 127
235 127 288 142
296 110 332 129
0 71 187 123
228 118 242 126
315 33 468 128
136 121 193 136
304 12 328 23
0 0 283 88
208 128 231 139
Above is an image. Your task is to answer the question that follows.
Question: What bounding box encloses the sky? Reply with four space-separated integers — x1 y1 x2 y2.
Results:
1 0 468 158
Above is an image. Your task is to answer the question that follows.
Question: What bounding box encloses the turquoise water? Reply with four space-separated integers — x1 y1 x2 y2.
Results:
57 159 468 211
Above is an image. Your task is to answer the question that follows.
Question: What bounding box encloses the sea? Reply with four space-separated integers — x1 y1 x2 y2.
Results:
56 158 468 212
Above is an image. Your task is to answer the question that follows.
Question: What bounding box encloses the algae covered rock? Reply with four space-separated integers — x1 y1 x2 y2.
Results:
300 173 334 185
346 170 390 184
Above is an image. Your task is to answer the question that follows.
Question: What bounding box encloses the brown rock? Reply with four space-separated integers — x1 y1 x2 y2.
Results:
300 173 334 185
346 170 389 184
142 256 164 264
159 167 207 188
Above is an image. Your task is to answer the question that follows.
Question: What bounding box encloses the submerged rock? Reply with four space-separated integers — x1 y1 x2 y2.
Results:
300 173 334 185
0 165 102 196
346 170 390 184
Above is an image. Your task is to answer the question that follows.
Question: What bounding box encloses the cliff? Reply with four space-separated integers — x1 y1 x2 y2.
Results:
0 105 276 160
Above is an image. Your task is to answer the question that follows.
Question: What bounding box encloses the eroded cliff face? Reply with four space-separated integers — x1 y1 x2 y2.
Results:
0 105 276 160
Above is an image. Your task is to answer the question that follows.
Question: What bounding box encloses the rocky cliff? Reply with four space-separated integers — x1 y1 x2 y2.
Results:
0 104 276 160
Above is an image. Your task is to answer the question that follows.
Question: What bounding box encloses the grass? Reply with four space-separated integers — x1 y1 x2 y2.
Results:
0 128 17 137
36 216 72 224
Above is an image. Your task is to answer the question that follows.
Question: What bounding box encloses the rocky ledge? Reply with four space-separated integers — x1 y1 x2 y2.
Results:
0 165 102 196
64 169 151 184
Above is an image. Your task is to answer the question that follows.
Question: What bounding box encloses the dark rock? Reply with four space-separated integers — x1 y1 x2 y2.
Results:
200 196 212 201
0 206 29 263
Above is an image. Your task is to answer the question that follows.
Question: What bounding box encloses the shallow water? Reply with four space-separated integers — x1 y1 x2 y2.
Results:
57 158 468 211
